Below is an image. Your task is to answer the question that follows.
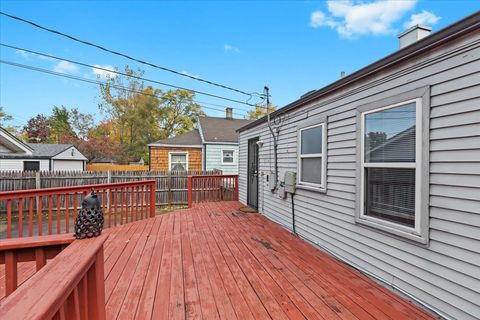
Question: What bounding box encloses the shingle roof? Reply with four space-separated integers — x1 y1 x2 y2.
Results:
149 129 202 146
198 117 253 143
26 143 72 157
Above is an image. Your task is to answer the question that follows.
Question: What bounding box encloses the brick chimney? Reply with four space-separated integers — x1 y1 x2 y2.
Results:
398 25 432 49
226 107 233 120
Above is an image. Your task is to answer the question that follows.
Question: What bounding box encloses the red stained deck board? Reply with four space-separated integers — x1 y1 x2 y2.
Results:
1 202 437 320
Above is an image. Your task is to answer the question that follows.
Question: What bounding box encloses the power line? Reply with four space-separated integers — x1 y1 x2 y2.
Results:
0 43 256 108
0 60 248 118
0 11 263 99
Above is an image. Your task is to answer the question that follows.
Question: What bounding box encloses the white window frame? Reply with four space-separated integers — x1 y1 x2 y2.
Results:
221 149 236 165
297 122 327 191
359 98 424 239
169 152 189 171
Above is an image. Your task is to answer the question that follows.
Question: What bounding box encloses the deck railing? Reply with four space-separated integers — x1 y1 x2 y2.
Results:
187 175 238 208
0 180 156 239
0 234 108 319
0 234 75 297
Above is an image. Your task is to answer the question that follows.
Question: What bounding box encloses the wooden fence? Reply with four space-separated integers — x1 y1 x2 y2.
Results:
0 170 221 212
86 164 149 171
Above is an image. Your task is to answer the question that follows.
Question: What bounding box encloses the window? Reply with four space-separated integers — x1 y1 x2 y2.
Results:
298 123 326 189
169 153 188 171
24 161 40 171
360 98 423 236
221 150 234 164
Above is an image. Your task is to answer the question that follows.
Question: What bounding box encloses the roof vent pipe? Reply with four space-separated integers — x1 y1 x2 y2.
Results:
398 25 432 49
340 71 346 78
226 107 233 120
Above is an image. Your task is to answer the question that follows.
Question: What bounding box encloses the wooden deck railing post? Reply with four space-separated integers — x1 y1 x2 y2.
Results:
87 247 106 320
150 183 156 218
187 176 192 208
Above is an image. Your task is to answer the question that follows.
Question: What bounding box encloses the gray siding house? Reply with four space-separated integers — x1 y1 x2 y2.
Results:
197 112 253 174
237 12 480 320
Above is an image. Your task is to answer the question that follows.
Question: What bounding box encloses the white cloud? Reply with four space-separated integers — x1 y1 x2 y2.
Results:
53 60 78 74
310 0 417 38
181 70 200 79
223 44 240 53
404 10 441 29
15 49 55 61
92 64 116 79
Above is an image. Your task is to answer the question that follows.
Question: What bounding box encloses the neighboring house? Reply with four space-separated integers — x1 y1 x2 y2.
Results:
149 108 252 173
237 13 480 320
0 127 87 171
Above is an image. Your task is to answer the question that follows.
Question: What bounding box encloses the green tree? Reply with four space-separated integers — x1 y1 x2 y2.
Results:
49 106 74 143
158 89 204 138
247 104 276 120
0 106 13 126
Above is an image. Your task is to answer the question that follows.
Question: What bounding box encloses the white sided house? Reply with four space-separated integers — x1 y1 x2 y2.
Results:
0 127 87 171
197 109 253 174
237 13 480 320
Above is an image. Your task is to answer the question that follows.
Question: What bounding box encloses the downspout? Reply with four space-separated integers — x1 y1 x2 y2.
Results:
265 86 279 191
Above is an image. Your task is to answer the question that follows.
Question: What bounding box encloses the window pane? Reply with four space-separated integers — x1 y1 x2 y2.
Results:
171 154 186 163
171 163 186 171
301 157 322 184
223 151 234 163
365 167 415 228
301 125 322 154
24 161 40 171
365 103 416 162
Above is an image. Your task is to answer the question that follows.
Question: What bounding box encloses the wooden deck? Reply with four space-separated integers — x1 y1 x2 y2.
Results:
2 201 436 319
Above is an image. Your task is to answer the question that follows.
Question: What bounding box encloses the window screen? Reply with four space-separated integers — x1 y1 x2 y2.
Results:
362 101 418 229
299 124 324 186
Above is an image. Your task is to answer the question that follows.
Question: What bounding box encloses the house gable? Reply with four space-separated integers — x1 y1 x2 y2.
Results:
0 127 33 155
52 146 88 161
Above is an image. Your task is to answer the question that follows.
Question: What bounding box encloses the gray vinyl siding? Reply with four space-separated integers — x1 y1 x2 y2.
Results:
204 144 239 174
239 31 480 320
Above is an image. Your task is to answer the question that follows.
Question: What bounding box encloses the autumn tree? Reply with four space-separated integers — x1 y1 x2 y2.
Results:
70 108 94 140
23 114 51 142
247 104 276 120
75 120 121 162
98 66 204 162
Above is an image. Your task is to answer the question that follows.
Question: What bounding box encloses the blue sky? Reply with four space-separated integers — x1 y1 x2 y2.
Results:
0 0 478 127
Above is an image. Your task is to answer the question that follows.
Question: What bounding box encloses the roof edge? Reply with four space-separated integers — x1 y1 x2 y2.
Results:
148 143 203 148
238 10 480 133
0 127 34 153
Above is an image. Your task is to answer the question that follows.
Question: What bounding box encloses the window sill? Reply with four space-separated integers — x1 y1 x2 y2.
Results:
296 184 327 194
355 217 428 245
221 163 237 166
